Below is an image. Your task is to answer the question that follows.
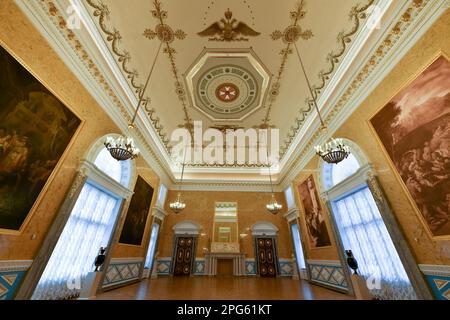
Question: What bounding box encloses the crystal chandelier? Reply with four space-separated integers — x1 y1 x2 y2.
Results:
170 144 188 214
293 43 350 164
169 191 186 214
267 193 283 215
104 41 164 161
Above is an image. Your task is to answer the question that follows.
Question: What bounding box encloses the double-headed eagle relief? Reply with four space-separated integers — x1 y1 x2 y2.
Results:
198 9 260 42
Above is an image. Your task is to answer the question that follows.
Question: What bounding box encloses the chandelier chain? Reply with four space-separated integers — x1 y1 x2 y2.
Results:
131 40 163 125
294 42 325 127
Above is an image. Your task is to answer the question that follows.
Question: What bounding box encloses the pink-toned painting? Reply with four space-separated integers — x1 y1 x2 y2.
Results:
298 175 331 248
370 55 450 238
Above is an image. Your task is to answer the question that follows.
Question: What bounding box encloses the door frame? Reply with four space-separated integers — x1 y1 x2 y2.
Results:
170 221 201 276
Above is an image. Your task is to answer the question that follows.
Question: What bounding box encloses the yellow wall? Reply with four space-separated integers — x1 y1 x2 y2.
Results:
158 190 292 259
0 1 160 261
293 9 450 265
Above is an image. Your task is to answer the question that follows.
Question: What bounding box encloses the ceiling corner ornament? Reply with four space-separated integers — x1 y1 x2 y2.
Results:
276 0 375 158
262 0 313 128
143 0 193 137
85 0 171 154
198 9 260 42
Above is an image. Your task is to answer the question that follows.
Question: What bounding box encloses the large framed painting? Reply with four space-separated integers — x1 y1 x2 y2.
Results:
119 176 154 245
297 175 331 248
0 45 81 233
370 54 450 239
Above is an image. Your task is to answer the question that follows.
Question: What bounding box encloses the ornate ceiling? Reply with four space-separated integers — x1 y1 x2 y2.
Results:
15 0 449 190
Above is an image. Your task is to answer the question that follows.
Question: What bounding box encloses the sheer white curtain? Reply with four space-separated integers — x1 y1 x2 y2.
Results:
290 224 306 270
32 182 120 300
332 186 417 300
144 223 160 269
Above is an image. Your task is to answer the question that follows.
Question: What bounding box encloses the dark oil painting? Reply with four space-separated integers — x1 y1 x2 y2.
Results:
0 46 81 231
298 175 331 248
119 176 154 245
371 55 450 237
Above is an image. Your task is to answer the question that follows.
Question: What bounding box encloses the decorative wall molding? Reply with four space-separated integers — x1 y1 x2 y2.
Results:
173 221 202 235
245 259 257 276
0 260 33 300
251 222 279 236
193 258 205 276
284 208 300 223
102 258 143 290
80 160 134 199
0 260 33 272
152 206 168 221
156 257 172 275
419 264 450 300
279 259 294 277
307 260 348 292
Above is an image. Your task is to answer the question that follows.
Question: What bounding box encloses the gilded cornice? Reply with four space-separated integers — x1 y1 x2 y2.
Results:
85 0 173 150
37 0 169 176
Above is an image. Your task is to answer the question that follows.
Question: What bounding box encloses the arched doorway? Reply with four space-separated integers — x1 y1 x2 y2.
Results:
171 221 201 276
251 222 279 278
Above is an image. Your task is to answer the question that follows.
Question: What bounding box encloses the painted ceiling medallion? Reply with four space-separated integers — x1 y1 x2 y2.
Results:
215 83 240 102
198 65 257 115
198 9 260 41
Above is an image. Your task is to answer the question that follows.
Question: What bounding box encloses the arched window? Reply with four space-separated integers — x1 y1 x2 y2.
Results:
31 136 134 300
320 139 416 300
94 148 131 186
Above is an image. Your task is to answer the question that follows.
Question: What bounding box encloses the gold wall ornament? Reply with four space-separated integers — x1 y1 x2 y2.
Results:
366 172 384 207
198 9 260 42
68 172 87 199
85 0 170 154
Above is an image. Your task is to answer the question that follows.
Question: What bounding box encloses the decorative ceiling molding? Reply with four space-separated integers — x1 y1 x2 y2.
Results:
279 0 448 190
143 0 194 141
14 0 174 186
275 0 375 157
261 0 313 127
184 48 271 122
14 0 448 191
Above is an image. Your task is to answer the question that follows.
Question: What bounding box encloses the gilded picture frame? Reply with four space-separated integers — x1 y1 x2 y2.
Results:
368 51 450 240
296 175 332 250
0 41 84 235
118 175 155 246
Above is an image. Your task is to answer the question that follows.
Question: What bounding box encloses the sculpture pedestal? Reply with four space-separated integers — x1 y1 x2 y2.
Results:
78 272 103 300
350 274 373 300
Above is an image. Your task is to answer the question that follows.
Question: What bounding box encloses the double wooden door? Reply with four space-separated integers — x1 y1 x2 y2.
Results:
173 237 195 276
256 238 277 277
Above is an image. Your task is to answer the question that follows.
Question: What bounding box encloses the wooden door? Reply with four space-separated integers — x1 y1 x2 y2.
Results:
256 238 277 277
173 237 194 276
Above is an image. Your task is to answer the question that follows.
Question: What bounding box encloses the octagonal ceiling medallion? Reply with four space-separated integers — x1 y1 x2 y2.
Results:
184 48 271 122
